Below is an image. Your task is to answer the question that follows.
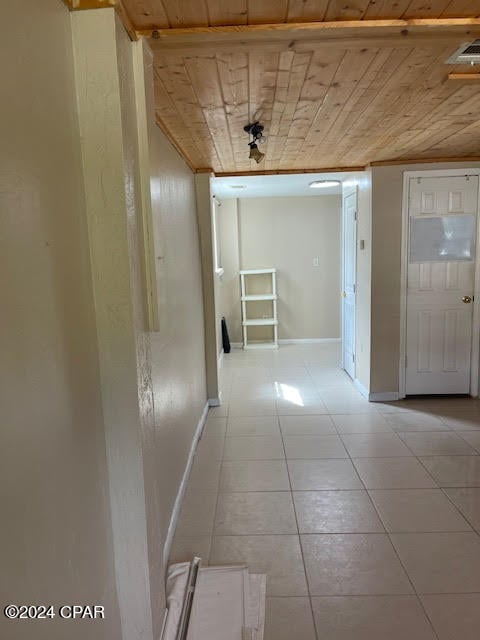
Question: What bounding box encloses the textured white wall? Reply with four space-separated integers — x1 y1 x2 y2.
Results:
116 25 166 638
0 2 121 638
73 14 210 639
72 10 154 639
224 195 342 340
218 199 242 343
148 124 208 565
195 174 220 396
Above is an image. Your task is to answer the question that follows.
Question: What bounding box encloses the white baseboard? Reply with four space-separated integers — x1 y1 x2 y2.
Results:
354 380 399 402
208 395 221 407
230 339 341 348
218 349 224 366
278 338 341 344
368 391 400 402
354 378 370 400
163 401 209 568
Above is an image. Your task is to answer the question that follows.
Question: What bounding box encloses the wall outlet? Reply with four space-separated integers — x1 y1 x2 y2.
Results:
312 257 320 267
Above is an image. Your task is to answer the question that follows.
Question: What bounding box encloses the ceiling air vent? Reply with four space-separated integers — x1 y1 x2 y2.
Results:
447 40 480 64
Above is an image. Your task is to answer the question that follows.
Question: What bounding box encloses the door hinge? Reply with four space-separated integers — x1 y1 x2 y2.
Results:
352 354 355 363
353 284 356 294
354 210 357 221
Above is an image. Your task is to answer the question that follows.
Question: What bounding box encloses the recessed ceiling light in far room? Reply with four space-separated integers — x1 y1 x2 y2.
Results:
309 180 341 189
229 185 246 189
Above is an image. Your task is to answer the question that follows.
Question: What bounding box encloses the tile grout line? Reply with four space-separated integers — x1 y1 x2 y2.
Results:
439 486 480 533
455 430 480 453
382 529 441 638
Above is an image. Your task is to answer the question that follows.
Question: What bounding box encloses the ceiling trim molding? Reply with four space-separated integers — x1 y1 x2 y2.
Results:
212 167 365 177
213 157 480 176
369 156 480 167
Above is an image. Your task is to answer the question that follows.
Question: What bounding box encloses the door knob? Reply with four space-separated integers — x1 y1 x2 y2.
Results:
462 295 472 304
342 291 347 298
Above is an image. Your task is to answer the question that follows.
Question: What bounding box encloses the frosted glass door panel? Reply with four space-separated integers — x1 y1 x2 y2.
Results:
410 214 475 263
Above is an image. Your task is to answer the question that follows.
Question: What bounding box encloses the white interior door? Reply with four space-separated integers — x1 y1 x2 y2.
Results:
342 187 357 379
405 175 478 395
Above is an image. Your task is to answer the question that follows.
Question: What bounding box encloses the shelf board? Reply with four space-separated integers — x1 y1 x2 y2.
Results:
240 268 276 275
243 318 278 326
244 342 278 350
241 294 277 301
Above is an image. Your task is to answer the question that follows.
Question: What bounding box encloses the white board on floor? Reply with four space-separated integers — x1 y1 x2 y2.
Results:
163 563 265 640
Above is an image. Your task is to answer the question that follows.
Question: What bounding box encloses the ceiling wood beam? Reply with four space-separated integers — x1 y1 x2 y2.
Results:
141 18 480 45
149 36 470 56
448 72 480 80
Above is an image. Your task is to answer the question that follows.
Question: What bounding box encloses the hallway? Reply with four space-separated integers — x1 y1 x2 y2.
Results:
170 343 480 640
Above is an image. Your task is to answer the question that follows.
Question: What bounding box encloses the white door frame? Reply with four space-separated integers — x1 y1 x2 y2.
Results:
342 184 357 377
399 168 480 398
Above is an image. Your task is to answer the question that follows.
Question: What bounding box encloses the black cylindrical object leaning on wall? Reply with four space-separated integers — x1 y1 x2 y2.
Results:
221 317 231 353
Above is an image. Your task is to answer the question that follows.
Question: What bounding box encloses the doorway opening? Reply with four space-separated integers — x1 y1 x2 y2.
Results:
210 171 362 385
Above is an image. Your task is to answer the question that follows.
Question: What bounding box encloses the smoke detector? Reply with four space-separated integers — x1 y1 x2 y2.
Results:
446 40 480 65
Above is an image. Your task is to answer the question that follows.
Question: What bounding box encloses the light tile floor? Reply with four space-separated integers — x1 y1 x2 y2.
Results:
169 344 480 639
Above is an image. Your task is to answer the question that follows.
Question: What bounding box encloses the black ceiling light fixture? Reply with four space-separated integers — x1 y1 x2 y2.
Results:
244 121 266 164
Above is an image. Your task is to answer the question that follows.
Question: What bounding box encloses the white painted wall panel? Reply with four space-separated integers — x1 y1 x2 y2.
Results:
0 2 121 638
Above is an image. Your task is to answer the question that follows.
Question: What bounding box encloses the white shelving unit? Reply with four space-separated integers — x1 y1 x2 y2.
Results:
240 268 278 349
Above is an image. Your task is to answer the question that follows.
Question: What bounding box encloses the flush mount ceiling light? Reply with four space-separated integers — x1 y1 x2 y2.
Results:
309 180 341 189
229 185 246 189
244 121 266 164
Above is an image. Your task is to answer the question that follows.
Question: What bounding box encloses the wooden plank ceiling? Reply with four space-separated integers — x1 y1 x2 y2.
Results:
119 1 480 172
